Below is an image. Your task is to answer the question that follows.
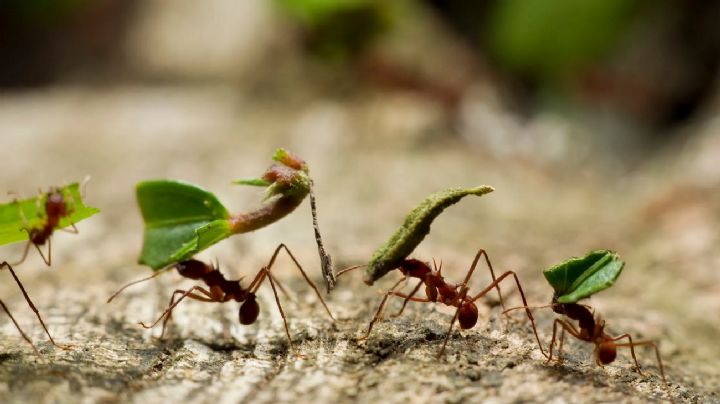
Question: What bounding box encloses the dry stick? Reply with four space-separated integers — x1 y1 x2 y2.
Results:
309 182 335 293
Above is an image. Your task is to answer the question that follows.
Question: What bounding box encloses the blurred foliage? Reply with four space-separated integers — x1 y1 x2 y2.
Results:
1 0 90 26
485 0 645 81
276 0 397 61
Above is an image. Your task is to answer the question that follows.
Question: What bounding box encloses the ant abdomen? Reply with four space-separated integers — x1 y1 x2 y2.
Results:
458 302 479 329
29 228 47 245
239 294 260 325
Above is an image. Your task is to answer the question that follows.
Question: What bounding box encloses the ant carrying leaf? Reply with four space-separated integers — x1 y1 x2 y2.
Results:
340 249 546 358
135 148 335 291
108 244 335 354
338 185 544 357
0 182 100 265
505 250 671 398
0 182 99 354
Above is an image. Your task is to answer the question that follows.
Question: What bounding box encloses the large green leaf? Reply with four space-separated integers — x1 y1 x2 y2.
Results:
364 186 494 285
543 249 624 303
137 180 231 270
0 183 100 246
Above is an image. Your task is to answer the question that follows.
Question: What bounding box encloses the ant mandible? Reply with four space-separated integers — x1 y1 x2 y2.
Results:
108 244 335 353
11 184 82 266
338 249 547 358
0 261 70 354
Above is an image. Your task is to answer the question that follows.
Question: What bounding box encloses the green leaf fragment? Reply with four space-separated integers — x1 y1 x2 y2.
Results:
137 180 231 270
233 178 272 187
0 183 100 246
364 185 494 285
542 249 625 303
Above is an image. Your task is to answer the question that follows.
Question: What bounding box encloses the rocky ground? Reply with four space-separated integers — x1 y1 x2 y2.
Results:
0 84 718 403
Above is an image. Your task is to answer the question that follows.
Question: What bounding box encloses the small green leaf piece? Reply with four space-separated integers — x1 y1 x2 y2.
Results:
0 183 100 246
364 186 495 285
233 178 272 187
137 180 231 270
543 249 625 303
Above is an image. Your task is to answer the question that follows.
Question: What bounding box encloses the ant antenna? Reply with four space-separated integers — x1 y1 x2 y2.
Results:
309 180 335 292
107 265 175 303
502 304 554 315
80 175 91 201
336 264 366 278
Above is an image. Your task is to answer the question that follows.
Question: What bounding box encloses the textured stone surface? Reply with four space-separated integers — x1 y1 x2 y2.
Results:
0 86 718 403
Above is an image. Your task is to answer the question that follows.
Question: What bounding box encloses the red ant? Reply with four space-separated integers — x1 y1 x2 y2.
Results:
11 185 80 266
0 261 70 355
108 244 335 353
337 249 547 358
505 298 669 395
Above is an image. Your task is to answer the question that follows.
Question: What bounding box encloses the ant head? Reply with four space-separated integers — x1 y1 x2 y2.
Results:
175 259 209 280
29 228 45 244
45 189 68 216
399 259 432 279
458 301 479 329
596 340 617 364
239 293 260 325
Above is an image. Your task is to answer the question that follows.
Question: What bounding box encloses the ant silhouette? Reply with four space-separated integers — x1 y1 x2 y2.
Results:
505 298 669 394
338 249 547 358
11 183 85 266
0 261 70 355
108 244 335 353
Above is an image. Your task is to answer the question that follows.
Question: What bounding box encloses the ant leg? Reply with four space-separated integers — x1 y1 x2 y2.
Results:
437 285 469 358
261 267 301 355
388 279 424 318
11 199 35 266
558 327 566 363
107 266 176 303
262 244 335 321
547 319 583 364
246 265 302 355
158 289 216 339
614 338 668 389
59 223 79 234
460 249 506 310
40 237 51 266
469 271 548 359
139 286 216 330
359 277 408 340
0 261 68 349
610 333 643 375
12 241 33 266
0 298 41 356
